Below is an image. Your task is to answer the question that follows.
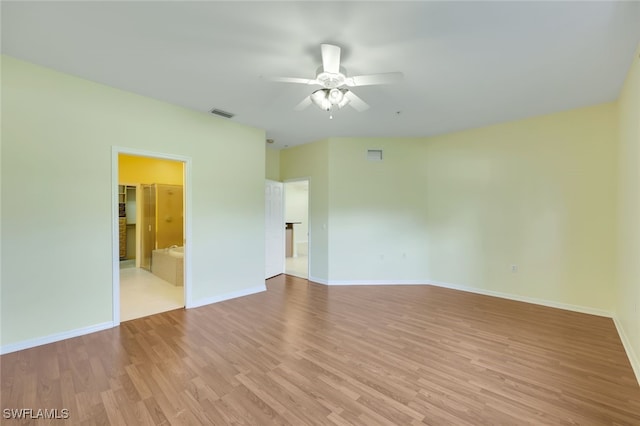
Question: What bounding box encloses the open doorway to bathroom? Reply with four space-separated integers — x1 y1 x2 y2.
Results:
114 151 188 322
284 180 309 279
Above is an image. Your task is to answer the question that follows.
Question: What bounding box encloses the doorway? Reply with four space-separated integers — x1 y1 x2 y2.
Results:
284 179 309 279
112 148 192 325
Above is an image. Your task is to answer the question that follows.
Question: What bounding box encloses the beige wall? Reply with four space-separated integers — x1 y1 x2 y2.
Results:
327 137 429 282
282 103 618 314
1 56 266 348
265 146 280 181
616 43 640 378
421 104 617 310
280 140 329 281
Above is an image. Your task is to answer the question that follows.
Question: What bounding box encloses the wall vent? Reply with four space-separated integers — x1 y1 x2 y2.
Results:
367 149 383 161
209 108 235 119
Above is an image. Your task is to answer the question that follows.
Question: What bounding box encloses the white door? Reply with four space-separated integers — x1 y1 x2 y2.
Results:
265 180 284 279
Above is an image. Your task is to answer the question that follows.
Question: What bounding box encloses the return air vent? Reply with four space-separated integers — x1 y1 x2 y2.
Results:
209 108 235 119
366 149 383 161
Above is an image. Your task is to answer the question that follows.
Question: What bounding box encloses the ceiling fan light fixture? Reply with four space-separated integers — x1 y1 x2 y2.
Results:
335 89 351 109
269 43 401 114
310 89 332 111
329 88 343 103
311 88 351 111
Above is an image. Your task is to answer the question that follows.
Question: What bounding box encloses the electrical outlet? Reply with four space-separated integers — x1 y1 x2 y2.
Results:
511 264 518 273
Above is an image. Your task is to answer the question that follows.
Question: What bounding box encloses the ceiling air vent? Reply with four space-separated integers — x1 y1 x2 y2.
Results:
367 149 383 161
209 108 235 119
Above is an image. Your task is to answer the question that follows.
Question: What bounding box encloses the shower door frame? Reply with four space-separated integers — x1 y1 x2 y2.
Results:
140 184 156 272
111 146 193 326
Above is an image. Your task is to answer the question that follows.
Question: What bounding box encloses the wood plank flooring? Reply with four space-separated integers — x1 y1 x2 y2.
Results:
2 275 639 425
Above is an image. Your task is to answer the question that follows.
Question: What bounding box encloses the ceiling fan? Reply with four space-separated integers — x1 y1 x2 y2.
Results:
269 44 403 117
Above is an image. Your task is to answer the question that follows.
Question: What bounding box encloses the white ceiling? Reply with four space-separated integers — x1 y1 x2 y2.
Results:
2 1 639 149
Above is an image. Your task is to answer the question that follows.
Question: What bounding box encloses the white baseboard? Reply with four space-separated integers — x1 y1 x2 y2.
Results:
613 316 640 386
320 278 610 317
308 275 329 285
189 284 266 309
0 321 114 355
284 272 308 280
1 285 267 355
427 279 613 318
325 279 427 286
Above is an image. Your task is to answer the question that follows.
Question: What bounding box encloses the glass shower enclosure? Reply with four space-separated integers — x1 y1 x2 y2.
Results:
140 184 184 272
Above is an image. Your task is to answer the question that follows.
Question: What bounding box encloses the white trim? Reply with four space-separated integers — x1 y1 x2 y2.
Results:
0 322 113 355
323 279 427 286
183 155 194 309
316 277 612 317
111 148 120 325
112 147 194 321
190 285 267 309
426 279 613 317
308 275 329 285
613 316 640 386
284 272 308 280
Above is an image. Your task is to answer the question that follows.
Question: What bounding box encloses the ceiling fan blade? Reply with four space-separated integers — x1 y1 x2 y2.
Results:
344 91 370 112
266 76 318 85
345 72 404 87
294 96 312 111
321 44 341 74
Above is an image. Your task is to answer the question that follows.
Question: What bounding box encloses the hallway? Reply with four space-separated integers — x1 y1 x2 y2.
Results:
285 255 308 279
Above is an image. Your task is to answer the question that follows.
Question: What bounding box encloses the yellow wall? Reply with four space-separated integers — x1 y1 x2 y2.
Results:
1 56 266 349
280 140 329 281
119 154 183 185
616 43 640 378
265 146 280 181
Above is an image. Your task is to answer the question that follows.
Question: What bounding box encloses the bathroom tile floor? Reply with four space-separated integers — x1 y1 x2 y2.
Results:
285 255 308 279
120 267 184 322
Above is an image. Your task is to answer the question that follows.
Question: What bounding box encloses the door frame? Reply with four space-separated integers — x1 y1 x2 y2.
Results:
283 177 311 279
111 146 193 326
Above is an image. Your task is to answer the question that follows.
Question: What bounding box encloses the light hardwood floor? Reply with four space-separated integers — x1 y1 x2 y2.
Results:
2 275 639 425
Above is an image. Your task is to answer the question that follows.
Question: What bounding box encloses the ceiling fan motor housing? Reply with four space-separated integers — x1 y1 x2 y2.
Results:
315 66 347 89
